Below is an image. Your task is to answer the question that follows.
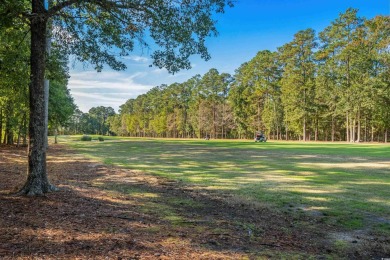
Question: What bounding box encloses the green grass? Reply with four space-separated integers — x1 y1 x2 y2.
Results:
58 135 390 233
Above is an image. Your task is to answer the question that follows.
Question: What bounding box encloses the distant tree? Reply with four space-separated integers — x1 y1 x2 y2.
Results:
316 9 365 142
48 47 76 143
364 16 390 142
193 69 232 138
89 106 116 135
92 9 389 143
229 51 282 139
106 114 121 136
278 29 317 141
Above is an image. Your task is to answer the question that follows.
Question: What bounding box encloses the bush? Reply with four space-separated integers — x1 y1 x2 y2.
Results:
81 135 92 141
98 136 104 142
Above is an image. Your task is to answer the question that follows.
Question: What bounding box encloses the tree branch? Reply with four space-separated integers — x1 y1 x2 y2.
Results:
48 0 141 17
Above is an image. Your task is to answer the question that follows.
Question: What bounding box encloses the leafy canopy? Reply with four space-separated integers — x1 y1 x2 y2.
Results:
0 0 233 73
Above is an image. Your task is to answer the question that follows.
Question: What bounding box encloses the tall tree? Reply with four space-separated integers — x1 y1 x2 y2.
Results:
317 9 364 142
364 16 390 142
279 29 317 140
0 0 233 195
197 69 231 138
229 51 282 139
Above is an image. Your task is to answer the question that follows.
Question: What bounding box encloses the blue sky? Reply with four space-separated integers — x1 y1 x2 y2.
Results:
68 0 390 113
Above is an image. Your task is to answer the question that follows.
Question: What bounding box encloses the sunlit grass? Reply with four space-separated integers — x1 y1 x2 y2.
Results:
57 135 390 233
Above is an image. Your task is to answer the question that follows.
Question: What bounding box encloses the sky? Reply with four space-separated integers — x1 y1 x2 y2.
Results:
68 0 390 113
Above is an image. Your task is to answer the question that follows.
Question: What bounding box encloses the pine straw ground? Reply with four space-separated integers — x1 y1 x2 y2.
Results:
0 145 388 259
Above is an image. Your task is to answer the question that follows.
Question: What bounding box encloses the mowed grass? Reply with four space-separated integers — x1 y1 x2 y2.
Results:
62 136 390 233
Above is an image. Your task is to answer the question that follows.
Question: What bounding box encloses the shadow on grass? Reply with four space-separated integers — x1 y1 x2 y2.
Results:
2 140 388 258
69 139 390 220
0 145 326 259
67 138 390 254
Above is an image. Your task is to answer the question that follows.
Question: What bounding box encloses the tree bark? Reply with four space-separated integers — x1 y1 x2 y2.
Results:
54 128 58 144
16 113 25 147
331 115 335 142
0 107 2 143
346 112 349 142
22 112 28 146
18 0 57 196
357 108 361 142
3 102 13 145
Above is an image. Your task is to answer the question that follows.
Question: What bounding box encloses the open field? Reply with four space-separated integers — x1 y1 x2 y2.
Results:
69 137 390 230
1 137 389 259
68 137 390 254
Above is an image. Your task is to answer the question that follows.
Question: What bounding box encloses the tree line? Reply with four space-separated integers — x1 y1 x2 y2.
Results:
83 9 386 142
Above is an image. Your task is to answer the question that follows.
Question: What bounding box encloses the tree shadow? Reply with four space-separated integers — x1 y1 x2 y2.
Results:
0 145 330 259
1 143 388 258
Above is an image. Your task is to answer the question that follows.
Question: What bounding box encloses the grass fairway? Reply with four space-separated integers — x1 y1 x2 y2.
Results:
65 136 390 236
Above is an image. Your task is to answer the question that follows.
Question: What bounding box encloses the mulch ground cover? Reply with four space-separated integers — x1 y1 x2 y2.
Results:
0 144 388 259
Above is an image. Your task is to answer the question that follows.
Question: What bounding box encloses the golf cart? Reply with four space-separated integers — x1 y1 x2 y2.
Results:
254 131 267 142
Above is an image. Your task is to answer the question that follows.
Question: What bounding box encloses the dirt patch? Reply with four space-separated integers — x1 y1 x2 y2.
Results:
0 145 388 259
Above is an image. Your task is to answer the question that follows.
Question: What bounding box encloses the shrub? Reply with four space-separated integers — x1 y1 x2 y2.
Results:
98 136 104 142
81 135 92 141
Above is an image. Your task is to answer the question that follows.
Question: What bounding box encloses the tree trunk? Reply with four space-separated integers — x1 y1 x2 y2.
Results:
346 112 349 142
356 109 361 142
3 104 8 144
331 116 335 142
54 128 58 144
16 115 23 147
303 116 306 141
18 0 57 196
285 125 289 141
6 131 14 145
3 102 13 145
364 117 367 142
221 103 225 139
22 113 28 146
213 102 217 139
0 107 2 143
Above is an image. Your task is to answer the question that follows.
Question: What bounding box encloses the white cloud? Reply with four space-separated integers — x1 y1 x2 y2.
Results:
150 67 188 78
151 68 167 74
68 70 153 112
122 55 149 63
70 92 125 102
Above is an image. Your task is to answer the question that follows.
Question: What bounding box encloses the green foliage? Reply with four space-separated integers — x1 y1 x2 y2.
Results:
98 136 104 142
88 106 116 135
229 50 282 138
0 12 30 145
48 46 76 134
101 9 389 142
80 135 92 141
44 0 234 73
279 28 317 140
